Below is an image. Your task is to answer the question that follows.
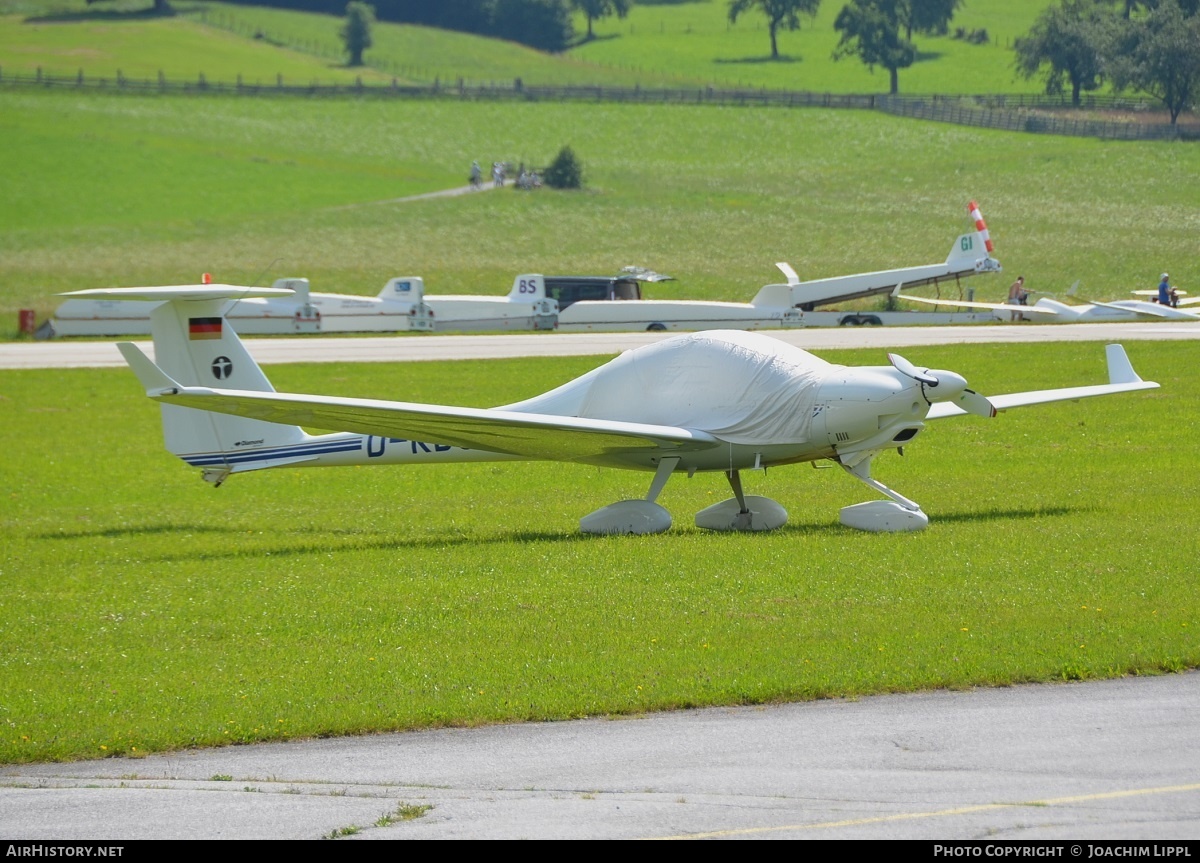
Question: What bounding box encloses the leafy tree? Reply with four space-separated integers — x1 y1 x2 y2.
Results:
492 0 575 51
340 1 375 66
728 0 822 60
544 145 583 188
833 0 915 94
572 0 631 41
1013 0 1112 106
900 0 961 40
1107 0 1200 122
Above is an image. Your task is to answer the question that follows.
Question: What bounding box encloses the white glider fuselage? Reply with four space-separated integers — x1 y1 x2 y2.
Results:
171 363 931 478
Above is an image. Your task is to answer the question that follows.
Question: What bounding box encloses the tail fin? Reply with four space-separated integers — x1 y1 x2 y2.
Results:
147 294 310 464
74 285 311 481
506 274 546 300
947 200 1002 274
378 276 425 301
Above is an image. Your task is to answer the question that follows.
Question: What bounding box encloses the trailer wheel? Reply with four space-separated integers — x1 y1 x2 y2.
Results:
646 323 667 332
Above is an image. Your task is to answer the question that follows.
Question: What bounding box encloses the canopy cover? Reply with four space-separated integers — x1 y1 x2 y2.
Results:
502 330 834 445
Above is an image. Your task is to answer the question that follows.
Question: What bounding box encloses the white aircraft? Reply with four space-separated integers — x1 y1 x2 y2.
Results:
107 286 1157 534
893 282 1200 322
46 202 1003 337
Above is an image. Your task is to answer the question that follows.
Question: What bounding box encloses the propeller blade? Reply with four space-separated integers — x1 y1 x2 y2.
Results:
888 353 938 386
957 388 997 418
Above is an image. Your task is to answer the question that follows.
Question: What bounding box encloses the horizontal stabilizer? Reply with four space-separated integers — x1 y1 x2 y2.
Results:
116 342 180 396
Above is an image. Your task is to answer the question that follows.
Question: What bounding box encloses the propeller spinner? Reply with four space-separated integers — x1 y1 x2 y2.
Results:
888 353 996 418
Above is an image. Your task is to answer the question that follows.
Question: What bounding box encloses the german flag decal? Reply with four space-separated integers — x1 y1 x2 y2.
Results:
189 317 222 340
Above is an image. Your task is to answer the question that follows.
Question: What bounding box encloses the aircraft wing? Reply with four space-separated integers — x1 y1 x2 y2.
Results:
118 343 718 462
926 344 1158 419
62 285 295 302
893 292 1059 316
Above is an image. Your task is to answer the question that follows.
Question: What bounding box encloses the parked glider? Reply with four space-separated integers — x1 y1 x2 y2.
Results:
892 283 1200 322
111 287 1157 534
47 203 1003 336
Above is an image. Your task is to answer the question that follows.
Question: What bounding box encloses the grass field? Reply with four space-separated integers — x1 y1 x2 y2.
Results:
0 0 1073 93
4 89 1199 331
1 340 1196 763
1 1 1198 766
571 0 1054 94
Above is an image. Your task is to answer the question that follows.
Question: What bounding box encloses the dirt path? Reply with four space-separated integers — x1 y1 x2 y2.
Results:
327 181 499 211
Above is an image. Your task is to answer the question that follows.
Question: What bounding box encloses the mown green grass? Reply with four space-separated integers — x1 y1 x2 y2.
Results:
0 0 691 87
187 1 690 87
4 89 1198 329
0 2 397 85
0 0 1062 93
1 340 1195 763
571 0 1055 94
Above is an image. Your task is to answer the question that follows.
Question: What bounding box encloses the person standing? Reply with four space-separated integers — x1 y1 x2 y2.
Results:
1158 273 1171 305
1008 275 1027 321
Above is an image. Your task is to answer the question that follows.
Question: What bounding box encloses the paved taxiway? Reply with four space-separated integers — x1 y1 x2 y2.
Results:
2 673 1197 840
4 321 1200 369
4 324 1197 840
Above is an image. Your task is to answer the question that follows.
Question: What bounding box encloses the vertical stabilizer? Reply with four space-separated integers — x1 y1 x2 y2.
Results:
148 297 308 461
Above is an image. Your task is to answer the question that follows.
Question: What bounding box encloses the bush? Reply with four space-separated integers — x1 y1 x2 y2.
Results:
543 145 583 189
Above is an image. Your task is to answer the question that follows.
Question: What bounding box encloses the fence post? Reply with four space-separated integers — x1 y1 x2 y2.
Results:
78 68 84 86
158 70 165 90
117 69 124 88
36 66 42 83
277 73 282 89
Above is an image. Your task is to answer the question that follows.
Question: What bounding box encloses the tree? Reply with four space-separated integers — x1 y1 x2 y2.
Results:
727 0 822 60
544 145 583 189
572 0 631 41
340 1 375 66
491 0 575 52
86 0 172 13
1107 0 1200 123
833 0 915 94
1013 0 1112 106
900 0 961 40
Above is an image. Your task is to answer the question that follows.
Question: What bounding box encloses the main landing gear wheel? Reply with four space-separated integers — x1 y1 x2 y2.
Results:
580 500 672 535
580 456 678 535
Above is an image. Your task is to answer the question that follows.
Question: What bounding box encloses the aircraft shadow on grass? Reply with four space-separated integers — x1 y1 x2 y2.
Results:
36 523 240 541
144 529 590 564
929 505 1082 525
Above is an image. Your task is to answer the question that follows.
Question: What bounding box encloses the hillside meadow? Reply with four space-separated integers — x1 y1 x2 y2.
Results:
1 340 1196 763
3 89 1198 330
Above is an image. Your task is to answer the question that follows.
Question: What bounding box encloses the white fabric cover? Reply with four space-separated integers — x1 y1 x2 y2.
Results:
501 330 834 445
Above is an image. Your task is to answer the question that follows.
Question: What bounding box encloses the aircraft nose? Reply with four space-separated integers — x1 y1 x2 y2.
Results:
925 369 968 402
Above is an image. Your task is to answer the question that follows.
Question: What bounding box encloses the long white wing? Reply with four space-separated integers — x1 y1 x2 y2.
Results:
894 292 1060 316
926 344 1158 419
119 343 718 462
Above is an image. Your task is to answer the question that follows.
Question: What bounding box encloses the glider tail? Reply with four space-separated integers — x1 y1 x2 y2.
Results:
145 297 309 469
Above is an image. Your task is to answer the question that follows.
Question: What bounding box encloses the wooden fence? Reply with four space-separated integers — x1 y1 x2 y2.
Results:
2 68 1193 141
